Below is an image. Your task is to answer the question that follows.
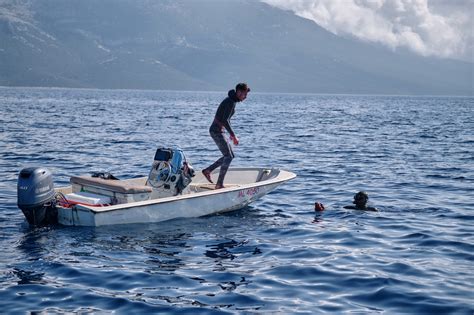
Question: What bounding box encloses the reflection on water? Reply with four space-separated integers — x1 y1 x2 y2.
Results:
12 268 45 285
143 232 190 273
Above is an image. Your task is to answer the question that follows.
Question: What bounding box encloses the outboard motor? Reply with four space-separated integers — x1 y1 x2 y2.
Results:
147 147 194 198
17 167 58 225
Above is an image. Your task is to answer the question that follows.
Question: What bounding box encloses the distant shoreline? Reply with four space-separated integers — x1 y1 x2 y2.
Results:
0 85 472 98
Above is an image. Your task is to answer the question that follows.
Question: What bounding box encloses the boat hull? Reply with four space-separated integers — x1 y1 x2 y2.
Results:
57 169 295 226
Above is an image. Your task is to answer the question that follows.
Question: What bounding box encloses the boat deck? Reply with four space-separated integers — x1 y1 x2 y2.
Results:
190 183 240 191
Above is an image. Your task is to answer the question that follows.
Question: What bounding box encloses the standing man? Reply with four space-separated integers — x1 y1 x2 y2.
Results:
202 83 250 189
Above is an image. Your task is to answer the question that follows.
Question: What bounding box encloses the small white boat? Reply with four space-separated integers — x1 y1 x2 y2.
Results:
17 147 296 226
18 164 296 227
54 167 295 226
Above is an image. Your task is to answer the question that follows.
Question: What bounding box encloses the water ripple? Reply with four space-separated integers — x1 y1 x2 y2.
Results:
0 88 473 313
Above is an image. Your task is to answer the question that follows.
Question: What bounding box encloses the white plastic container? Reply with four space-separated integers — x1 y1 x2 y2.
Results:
65 192 112 205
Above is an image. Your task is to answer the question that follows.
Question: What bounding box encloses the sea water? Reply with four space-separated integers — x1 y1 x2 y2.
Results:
0 87 473 313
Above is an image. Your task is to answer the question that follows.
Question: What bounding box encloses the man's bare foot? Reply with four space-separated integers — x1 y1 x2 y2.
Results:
214 184 226 189
202 170 213 183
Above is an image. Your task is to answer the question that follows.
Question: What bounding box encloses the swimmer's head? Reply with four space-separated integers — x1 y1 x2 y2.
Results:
353 191 369 208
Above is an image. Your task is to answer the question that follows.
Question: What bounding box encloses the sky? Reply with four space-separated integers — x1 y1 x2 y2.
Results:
261 0 474 62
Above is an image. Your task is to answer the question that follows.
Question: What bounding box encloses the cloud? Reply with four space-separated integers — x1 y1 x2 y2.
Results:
261 0 473 62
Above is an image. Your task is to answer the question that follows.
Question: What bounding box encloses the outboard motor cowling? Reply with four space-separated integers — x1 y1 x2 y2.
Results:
17 167 57 225
147 147 194 198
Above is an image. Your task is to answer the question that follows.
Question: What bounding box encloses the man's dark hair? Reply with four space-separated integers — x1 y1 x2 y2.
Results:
235 83 250 92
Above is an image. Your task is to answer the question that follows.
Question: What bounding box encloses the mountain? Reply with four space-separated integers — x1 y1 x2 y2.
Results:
0 0 472 95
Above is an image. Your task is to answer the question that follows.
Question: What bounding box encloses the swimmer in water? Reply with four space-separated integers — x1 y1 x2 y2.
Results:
343 191 378 211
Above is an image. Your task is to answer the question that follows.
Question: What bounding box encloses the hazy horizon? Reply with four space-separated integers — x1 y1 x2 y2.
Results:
0 0 472 95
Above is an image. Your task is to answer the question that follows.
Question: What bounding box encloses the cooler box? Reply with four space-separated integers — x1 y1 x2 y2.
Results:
69 175 152 204
65 192 112 205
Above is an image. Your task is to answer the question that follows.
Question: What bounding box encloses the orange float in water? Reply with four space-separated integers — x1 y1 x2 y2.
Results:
314 202 325 211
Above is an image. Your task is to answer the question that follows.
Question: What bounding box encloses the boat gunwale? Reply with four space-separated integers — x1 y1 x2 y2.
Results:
58 168 296 214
